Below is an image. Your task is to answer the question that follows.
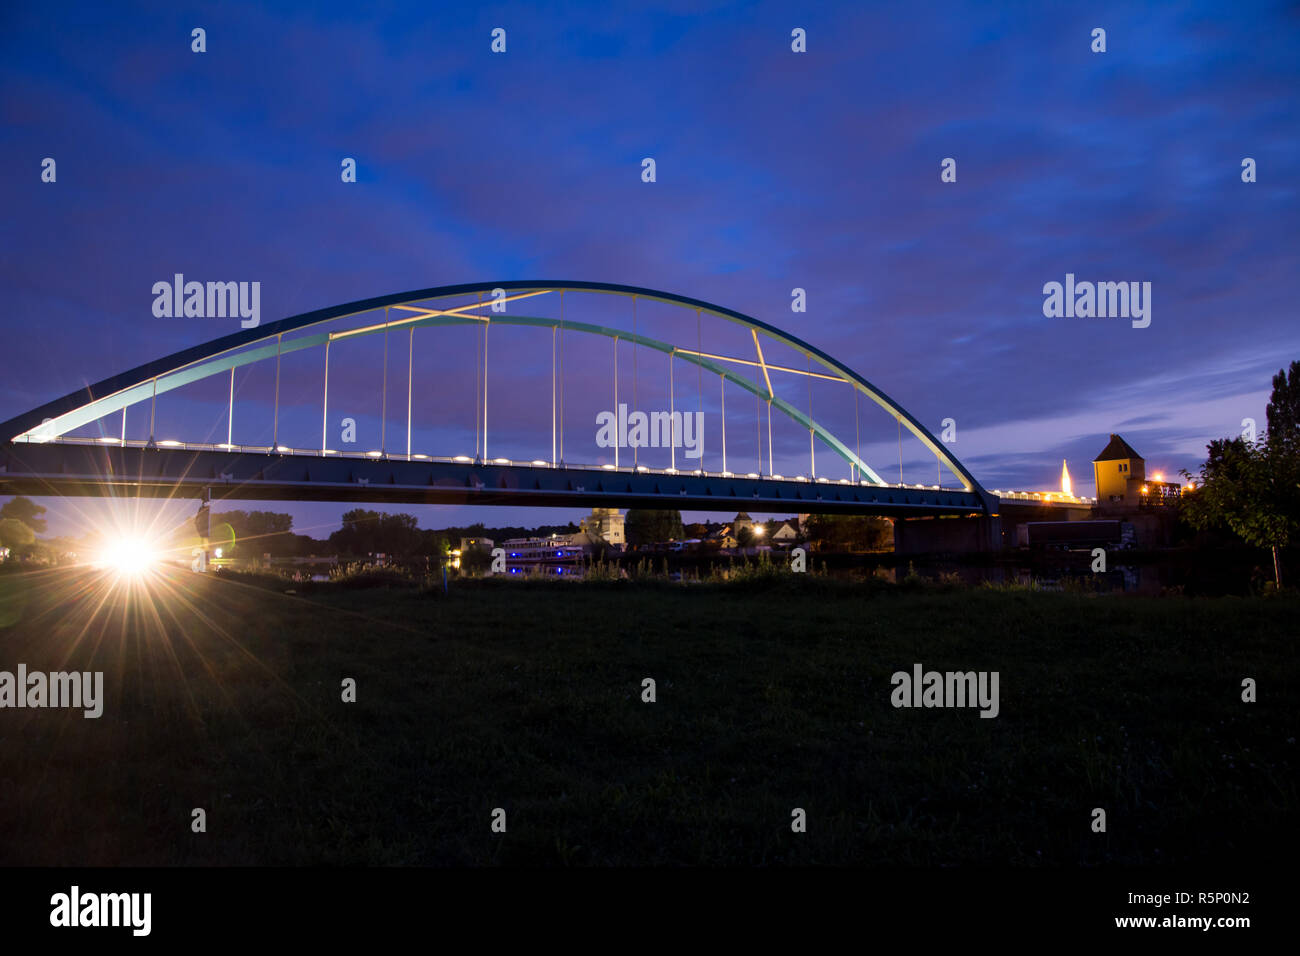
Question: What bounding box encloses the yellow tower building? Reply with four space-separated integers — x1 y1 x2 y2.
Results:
1092 434 1145 506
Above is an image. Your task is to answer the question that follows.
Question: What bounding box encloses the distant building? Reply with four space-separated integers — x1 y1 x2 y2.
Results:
579 507 625 545
771 521 799 543
1092 434 1180 510
1093 433 1144 505
733 512 754 536
706 526 738 549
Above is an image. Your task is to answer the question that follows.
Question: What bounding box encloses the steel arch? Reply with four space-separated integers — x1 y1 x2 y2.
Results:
0 281 987 496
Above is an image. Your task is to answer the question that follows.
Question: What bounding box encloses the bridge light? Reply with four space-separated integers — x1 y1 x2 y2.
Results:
159 440 182 447
276 445 291 453
602 464 616 470
636 466 649 473
412 454 430 460
454 455 472 462
98 436 119 444
747 472 759 479
366 451 383 458
772 474 784 480
495 458 510 464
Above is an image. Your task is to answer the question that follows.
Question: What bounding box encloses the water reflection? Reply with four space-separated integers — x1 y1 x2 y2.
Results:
470 559 1247 595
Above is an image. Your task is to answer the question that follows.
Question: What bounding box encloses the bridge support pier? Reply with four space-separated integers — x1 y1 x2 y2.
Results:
893 513 1003 555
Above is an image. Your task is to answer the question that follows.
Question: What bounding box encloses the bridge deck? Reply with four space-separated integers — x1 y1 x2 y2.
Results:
1 440 990 517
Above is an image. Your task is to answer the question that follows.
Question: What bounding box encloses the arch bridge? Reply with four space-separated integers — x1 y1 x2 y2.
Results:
0 281 998 519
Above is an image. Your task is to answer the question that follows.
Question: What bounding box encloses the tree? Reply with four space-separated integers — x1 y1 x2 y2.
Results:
735 525 755 548
0 497 46 534
624 509 684 546
1182 362 1300 587
804 514 893 552
0 518 36 551
328 509 425 558
210 509 296 557
1267 361 1300 442
419 529 451 559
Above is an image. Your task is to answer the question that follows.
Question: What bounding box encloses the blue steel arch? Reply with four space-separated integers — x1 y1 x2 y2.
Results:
0 281 987 496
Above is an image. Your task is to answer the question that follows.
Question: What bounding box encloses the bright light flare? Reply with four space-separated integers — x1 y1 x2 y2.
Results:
97 536 160 576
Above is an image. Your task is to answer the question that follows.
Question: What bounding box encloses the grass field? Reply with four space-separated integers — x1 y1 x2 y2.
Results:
0 566 1295 866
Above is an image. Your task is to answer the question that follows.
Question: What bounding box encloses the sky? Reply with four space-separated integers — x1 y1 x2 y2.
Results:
1 0 1297 541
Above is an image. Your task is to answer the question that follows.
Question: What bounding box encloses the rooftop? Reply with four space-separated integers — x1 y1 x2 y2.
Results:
1093 433 1143 463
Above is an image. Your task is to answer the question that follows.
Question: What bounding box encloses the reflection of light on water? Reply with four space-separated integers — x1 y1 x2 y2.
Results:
486 564 588 580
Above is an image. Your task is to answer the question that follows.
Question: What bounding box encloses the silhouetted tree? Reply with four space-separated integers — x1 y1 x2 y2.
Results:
804 514 892 551
211 509 295 557
1183 361 1300 586
329 509 424 558
624 509 684 546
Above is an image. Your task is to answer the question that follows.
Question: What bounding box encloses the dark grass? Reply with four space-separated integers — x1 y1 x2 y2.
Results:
0 567 1295 866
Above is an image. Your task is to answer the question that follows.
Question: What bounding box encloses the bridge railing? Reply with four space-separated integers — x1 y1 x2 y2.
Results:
993 489 1097 505
10 434 976 493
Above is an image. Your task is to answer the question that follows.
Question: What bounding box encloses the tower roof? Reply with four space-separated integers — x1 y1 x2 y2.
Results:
1093 434 1143 462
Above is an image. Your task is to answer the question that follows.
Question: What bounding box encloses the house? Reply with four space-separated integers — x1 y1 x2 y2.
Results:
706 526 738 549
771 521 799 543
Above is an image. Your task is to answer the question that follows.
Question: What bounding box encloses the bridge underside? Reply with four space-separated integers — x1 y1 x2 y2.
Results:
0 444 988 518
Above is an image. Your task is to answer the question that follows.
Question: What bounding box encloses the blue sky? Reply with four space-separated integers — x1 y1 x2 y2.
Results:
2 1 1297 539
